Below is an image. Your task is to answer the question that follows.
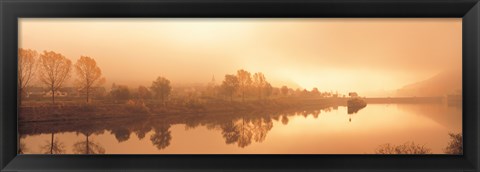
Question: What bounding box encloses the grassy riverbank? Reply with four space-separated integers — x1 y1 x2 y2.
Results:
19 97 345 122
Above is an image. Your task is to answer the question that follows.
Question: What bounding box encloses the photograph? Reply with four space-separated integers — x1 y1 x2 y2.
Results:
17 18 462 154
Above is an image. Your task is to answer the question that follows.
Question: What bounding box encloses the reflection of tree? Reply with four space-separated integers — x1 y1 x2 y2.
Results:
73 132 105 154
184 116 202 130
18 142 28 154
252 118 273 142
271 115 280 122
110 128 131 143
18 134 28 154
281 115 289 125
133 125 152 140
237 118 253 148
150 125 172 150
301 111 309 118
40 133 65 154
312 110 320 119
20 105 341 153
221 122 241 144
220 117 273 148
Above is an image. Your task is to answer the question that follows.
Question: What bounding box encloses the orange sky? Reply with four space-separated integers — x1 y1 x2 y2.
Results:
19 18 462 96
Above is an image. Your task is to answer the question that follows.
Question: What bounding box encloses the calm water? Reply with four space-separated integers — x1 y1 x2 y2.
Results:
19 103 461 154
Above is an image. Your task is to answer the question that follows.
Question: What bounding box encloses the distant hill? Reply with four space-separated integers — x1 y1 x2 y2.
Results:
396 69 462 97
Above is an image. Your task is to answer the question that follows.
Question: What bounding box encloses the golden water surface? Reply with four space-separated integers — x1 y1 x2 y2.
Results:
19 103 461 154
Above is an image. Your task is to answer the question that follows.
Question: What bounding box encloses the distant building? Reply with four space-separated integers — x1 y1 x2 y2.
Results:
75 87 107 98
25 87 46 98
61 87 79 97
43 90 68 97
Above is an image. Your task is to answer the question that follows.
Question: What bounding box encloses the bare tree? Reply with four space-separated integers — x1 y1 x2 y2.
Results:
18 48 38 105
150 76 172 106
221 74 239 102
236 69 252 102
74 56 105 103
38 51 72 104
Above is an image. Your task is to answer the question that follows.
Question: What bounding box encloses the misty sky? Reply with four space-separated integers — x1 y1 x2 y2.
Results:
19 18 462 96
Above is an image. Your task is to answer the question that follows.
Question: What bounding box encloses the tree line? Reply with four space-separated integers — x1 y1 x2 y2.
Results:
220 69 273 102
19 48 105 104
19 48 339 107
19 48 175 107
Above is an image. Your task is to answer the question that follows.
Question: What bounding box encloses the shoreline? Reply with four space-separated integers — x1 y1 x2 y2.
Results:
18 96 448 123
19 98 340 122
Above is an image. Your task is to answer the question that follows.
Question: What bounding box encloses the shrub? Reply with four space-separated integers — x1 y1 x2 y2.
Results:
78 103 96 112
375 142 432 154
183 98 205 110
125 99 150 114
444 133 462 155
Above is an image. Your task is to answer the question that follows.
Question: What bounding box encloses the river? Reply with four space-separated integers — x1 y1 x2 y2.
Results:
19 103 462 154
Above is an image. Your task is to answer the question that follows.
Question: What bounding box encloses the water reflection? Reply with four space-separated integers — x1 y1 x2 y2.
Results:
111 128 131 143
221 117 273 148
150 124 172 150
73 132 105 154
346 104 366 122
348 106 366 115
19 103 461 154
18 134 28 154
40 133 65 154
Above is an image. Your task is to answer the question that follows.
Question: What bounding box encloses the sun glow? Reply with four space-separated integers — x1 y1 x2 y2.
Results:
161 19 254 45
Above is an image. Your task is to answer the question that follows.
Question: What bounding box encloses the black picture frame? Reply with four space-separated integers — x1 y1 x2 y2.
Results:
1 0 479 171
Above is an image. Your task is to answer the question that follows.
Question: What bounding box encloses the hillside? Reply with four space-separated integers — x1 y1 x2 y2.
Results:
396 69 462 97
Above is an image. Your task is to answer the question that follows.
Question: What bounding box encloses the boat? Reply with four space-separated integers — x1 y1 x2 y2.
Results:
347 97 367 114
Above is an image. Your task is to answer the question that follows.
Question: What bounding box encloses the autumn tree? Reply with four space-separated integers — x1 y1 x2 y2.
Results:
311 87 320 96
221 74 239 102
151 76 172 106
110 85 131 101
18 48 38 105
253 72 267 100
135 86 152 100
75 56 105 103
264 83 273 99
280 86 289 96
236 69 252 102
38 51 72 104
